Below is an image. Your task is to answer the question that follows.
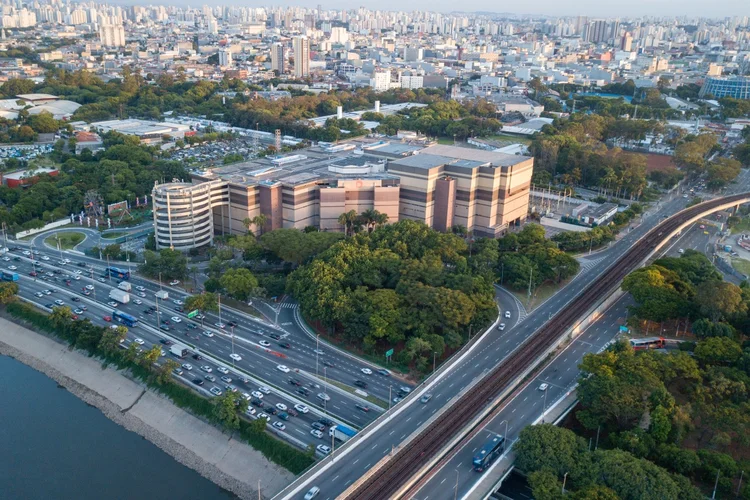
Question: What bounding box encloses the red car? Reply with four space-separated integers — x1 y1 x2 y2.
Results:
28 271 37 277
103 315 112 322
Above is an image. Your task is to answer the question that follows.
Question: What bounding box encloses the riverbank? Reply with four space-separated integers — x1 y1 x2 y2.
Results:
0 317 294 500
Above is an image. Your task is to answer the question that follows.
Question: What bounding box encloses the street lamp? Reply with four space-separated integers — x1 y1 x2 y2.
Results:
230 325 236 366
541 386 549 422
315 334 320 377
562 472 568 494
433 351 437 374
454 469 460 500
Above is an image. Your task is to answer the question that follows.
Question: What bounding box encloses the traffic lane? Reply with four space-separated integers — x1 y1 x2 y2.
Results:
414 296 634 500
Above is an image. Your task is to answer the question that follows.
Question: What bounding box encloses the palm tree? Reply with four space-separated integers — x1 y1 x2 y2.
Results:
251 213 268 240
337 210 359 236
358 209 388 233
242 217 252 234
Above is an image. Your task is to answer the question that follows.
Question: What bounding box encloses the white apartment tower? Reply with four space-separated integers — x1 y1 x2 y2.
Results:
99 24 125 47
271 42 285 74
218 48 232 67
293 36 310 78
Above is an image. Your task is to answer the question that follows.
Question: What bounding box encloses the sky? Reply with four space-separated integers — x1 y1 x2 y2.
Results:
114 0 750 19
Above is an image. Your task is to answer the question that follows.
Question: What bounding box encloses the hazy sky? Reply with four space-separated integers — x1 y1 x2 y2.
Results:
115 0 750 18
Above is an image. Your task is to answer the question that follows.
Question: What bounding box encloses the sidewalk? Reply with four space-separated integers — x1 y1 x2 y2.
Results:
0 318 293 500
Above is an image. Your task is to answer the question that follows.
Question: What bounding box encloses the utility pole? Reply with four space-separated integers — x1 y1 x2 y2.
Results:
712 469 720 499
315 334 320 377
527 267 534 306
230 325 235 366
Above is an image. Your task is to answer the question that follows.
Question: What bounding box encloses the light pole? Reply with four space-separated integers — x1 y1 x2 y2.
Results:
433 351 437 374
454 469 460 500
106 254 112 282
562 472 568 494
230 325 236 366
541 386 548 422
218 293 223 326
388 385 392 418
500 419 509 440
315 334 320 377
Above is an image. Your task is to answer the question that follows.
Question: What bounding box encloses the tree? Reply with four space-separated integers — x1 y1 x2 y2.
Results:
98 325 127 353
338 210 360 236
250 213 268 239
0 281 18 303
358 209 389 233
139 345 162 368
694 280 745 322
28 111 59 134
514 424 588 477
139 249 188 281
184 292 219 315
528 469 563 500
157 359 179 385
694 337 743 366
649 405 671 443
220 268 259 301
101 243 121 259
247 414 268 434
213 390 243 429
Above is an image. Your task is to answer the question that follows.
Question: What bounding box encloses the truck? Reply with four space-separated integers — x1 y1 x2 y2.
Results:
329 424 356 443
109 289 130 304
155 290 169 300
1 271 18 281
170 344 189 358
117 281 132 292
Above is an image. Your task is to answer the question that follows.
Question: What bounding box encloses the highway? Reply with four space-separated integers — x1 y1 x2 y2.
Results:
278 187 702 499
411 218 713 499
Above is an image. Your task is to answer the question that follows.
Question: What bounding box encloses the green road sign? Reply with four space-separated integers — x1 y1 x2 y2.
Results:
385 348 394 358
187 309 199 319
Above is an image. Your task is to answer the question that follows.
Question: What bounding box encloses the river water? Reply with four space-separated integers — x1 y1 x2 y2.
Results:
0 354 234 500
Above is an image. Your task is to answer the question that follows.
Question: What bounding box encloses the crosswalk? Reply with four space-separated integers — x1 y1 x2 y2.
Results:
278 302 298 309
578 256 605 274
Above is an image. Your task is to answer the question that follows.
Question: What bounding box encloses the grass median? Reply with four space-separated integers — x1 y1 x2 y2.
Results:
44 232 85 250
313 375 389 410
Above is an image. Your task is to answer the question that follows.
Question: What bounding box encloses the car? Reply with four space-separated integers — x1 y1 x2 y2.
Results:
310 429 323 439
251 398 264 407
304 486 320 500
22 250 30 256
420 393 433 404
54 299 64 306
159 325 170 332
276 365 290 373
34 292 43 298
225 384 238 393
399 386 412 395
538 383 549 391
497 323 506 331
174 306 183 313
138 292 146 298
227 321 237 328
73 308 84 315
102 315 112 322
171 316 182 323
297 387 311 396
354 380 368 389
683 194 689 198
44 303 54 309
41 255 50 261
245 407 256 416
172 299 183 305
311 422 326 431
269 333 281 340
1 256 8 262
257 412 270 421
82 290 91 296
272 421 286 431
135 286 146 292
182 363 193 371
317 393 330 402
200 365 212 373
201 330 214 338
204 374 216 382
214 322 226 329
505 310 511 318
159 339 173 346
108 301 118 307
43 290 52 295
97 278 106 283
377 369 390 376
169 280 180 286
240 377 250 384
173 368 184 375
275 403 288 411
229 353 242 361
73 275 81 281
7 265 16 270
85 285 94 290
361 368 373 375
278 342 291 349
678 248 685 254
133 299 143 305
187 323 198 329
699 224 706 229
220 375 232 383
316 445 331 456
355 403 370 412
288 378 302 386
192 378 204 386
209 386 223 396
259 340 271 347
216 366 229 374
265 407 277 415
258 386 271 395
393 396 403 404
322 360 335 368
28 271 37 277
251 391 264 399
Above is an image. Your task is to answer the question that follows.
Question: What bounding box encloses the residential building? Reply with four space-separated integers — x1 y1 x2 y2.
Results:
293 36 310 78
218 48 232 67
99 24 125 47
271 42 285 74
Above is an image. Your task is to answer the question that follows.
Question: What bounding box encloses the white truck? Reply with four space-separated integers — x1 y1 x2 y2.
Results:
117 281 132 292
329 424 356 443
170 344 189 358
109 289 130 304
155 290 169 300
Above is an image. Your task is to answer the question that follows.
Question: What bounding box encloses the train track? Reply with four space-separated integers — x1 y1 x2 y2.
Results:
346 193 750 500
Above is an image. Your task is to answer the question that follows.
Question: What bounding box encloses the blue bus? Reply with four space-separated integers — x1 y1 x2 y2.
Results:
472 435 505 472
108 266 130 280
113 310 138 327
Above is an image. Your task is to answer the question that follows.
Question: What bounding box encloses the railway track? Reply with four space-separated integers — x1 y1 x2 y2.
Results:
346 193 749 500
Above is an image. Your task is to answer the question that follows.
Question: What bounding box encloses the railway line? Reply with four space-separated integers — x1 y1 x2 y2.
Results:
345 193 750 499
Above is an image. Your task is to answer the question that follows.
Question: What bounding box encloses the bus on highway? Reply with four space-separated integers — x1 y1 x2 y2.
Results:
472 434 505 472
113 310 138 327
629 337 665 351
107 266 130 280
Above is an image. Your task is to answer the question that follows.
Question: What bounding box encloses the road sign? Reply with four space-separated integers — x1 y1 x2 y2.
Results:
187 309 199 319
619 325 629 333
385 348 394 358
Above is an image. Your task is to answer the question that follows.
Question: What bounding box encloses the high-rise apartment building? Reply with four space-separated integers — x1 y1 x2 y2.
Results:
293 36 310 78
218 48 232 67
99 24 125 47
585 20 609 43
271 42 285 74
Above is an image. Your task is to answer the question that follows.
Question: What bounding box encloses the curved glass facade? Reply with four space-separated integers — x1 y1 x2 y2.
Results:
699 77 750 100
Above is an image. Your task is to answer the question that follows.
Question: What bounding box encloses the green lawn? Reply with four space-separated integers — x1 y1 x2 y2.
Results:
507 280 569 312
730 217 750 234
437 137 456 145
732 258 750 277
44 232 85 250
488 133 532 146
101 231 128 239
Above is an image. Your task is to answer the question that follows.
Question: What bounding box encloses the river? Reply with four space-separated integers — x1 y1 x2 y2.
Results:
0 354 235 500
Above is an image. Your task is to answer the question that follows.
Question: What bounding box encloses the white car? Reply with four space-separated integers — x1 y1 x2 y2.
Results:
361 368 373 375
216 366 229 374
133 299 143 305
317 393 330 402
538 383 549 391
275 403 287 411
310 429 323 439
504 311 511 319
169 280 180 286
229 353 242 361
182 364 193 371
259 340 271 347
209 386 223 396
214 322 226 329
251 391 264 399
8 265 16 270
201 331 214 338
171 316 182 323
138 292 146 298
245 407 256 416
135 286 146 292
41 256 50 261
173 300 183 305
316 445 331 456
85 285 94 290
1 256 8 261
258 386 271 395
134 338 145 345
22 250 30 256
497 323 506 331
73 275 81 280
294 404 309 414
98 278 106 283
200 365 212 373
257 412 270 421
276 365 291 373
272 421 286 431
108 301 118 307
